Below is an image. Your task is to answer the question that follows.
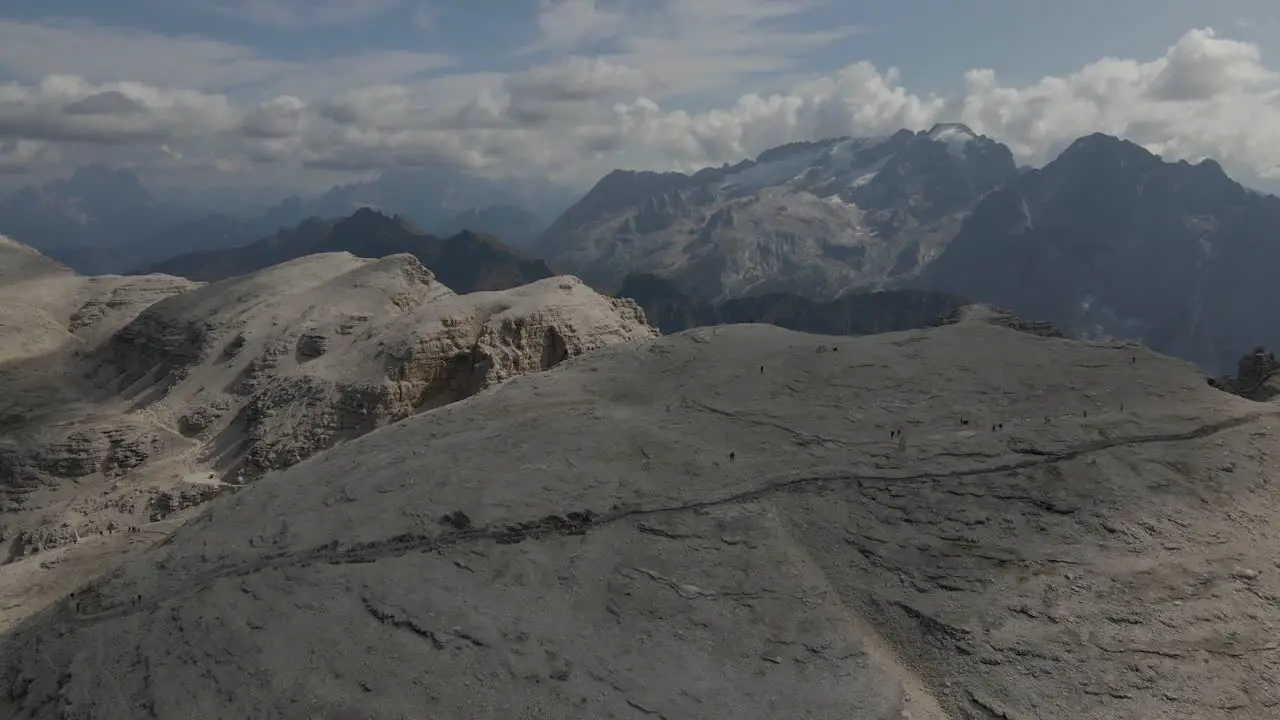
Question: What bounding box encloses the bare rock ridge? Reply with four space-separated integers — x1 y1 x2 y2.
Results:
148 207 554 293
4 317 1279 719
0 239 655 628
618 271 969 336
91 251 654 480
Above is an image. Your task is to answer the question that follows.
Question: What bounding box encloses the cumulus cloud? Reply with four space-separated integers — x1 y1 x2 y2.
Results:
2 21 1280 189
0 76 238 145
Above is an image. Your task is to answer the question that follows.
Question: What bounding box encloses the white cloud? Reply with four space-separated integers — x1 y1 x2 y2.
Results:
0 75 239 145
0 139 58 174
192 0 405 27
0 19 453 98
523 0 624 55
2 20 1280 190
524 0 864 98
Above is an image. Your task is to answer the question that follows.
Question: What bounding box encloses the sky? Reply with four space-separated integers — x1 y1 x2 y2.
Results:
2 0 1280 194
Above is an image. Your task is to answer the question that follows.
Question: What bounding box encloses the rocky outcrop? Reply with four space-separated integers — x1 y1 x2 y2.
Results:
1 420 168 506
934 305 1065 338
149 483 229 522
1208 346 1279 400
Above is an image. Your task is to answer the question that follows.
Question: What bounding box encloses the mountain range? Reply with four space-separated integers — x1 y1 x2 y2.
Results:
148 208 554 294
918 132 1280 373
536 124 1017 300
7 126 1280 373
0 167 563 275
4 207 1280 718
533 126 1280 373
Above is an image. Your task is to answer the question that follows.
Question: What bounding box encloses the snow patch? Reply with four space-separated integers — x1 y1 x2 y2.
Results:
719 147 826 191
927 123 978 158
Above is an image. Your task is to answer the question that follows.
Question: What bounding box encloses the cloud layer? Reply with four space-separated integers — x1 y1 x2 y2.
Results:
0 5 1278 190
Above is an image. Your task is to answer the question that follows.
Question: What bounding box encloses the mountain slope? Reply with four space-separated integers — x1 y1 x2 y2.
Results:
257 167 577 231
433 204 544 250
4 317 1279 719
537 125 1017 300
0 234 195 366
148 208 555 293
918 133 1280 373
0 242 654 630
617 272 967 335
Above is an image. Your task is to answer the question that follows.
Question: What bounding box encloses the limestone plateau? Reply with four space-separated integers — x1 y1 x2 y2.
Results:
3 209 1280 718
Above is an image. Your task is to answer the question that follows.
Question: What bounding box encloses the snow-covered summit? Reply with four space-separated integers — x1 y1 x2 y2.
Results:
926 123 981 157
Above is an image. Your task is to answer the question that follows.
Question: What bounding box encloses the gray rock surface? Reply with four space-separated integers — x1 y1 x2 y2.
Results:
5 315 1279 719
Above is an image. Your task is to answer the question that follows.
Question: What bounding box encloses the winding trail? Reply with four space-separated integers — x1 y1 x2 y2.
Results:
60 407 1280 629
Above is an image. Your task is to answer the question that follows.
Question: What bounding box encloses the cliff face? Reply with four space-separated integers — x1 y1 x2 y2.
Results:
91 253 656 480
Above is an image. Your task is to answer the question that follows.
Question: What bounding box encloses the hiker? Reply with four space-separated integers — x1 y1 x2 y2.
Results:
729 451 735 461
760 365 764 374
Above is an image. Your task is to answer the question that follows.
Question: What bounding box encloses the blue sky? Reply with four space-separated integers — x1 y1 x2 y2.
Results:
1 0 1279 192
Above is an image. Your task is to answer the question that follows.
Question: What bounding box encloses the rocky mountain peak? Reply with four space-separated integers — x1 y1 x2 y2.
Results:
536 129 1021 300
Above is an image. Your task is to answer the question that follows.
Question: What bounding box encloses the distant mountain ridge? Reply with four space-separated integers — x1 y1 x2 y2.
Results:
0 165 194 272
148 208 555 294
617 272 968 336
535 124 1017 300
917 132 1280 372
0 166 566 275
537 127 1280 373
